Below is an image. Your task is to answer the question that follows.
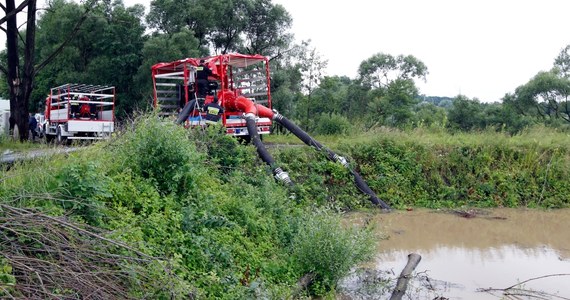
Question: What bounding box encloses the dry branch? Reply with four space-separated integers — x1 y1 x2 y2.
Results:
478 273 570 300
0 203 172 299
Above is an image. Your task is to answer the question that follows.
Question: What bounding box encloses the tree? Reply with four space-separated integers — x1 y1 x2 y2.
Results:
509 45 570 124
147 0 245 53
367 78 419 127
554 44 570 77
147 0 215 48
270 65 303 119
512 71 570 123
296 41 327 130
310 76 350 116
482 101 533 134
147 0 293 57
447 95 484 131
358 53 428 89
357 53 428 128
33 0 147 116
209 0 250 54
414 102 447 128
2 0 38 141
0 0 95 141
133 29 204 110
241 0 292 58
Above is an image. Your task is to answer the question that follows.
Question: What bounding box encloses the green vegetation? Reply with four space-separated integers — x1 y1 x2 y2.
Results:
2 118 568 298
291 211 375 295
270 125 570 210
0 136 48 152
2 0 570 297
0 115 375 298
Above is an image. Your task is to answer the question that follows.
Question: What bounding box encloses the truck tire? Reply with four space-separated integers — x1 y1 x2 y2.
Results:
46 133 54 143
44 124 54 143
56 126 66 145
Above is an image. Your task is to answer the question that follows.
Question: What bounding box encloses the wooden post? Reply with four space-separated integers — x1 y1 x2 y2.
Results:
390 253 422 300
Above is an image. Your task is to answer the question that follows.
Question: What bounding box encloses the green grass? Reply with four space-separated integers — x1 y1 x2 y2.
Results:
320 125 569 149
269 125 570 151
0 135 48 153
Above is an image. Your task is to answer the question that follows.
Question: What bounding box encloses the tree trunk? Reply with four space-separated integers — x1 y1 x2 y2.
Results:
5 0 37 142
390 253 422 300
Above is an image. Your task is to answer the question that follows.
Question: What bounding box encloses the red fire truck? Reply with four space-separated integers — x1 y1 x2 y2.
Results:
43 84 115 144
152 53 272 140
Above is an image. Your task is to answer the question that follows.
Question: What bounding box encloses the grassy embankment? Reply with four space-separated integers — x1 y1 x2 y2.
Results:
266 125 570 209
0 134 49 153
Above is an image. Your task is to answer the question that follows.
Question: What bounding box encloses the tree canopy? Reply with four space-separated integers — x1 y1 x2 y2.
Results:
509 46 570 124
146 0 292 57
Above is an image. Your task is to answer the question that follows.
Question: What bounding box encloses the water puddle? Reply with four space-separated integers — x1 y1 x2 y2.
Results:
339 208 570 299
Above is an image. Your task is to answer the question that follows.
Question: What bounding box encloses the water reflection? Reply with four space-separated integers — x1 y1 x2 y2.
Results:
339 208 570 299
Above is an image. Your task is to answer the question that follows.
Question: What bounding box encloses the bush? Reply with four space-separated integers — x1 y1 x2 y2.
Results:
272 127 570 209
188 126 253 176
340 136 570 208
315 113 351 135
291 211 375 296
109 115 203 196
55 160 111 225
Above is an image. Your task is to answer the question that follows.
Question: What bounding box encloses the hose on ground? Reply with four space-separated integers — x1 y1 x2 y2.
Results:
273 112 390 210
244 114 293 186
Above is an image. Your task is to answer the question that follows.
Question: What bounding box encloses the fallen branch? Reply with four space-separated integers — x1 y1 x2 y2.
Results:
478 273 570 300
0 203 179 299
390 253 422 300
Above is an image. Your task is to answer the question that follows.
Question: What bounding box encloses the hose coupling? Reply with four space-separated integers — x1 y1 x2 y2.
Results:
273 167 292 185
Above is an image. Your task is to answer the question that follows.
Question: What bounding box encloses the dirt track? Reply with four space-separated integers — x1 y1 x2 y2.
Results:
1 147 80 165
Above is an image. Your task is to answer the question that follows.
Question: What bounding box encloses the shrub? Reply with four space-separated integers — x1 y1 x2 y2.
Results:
315 113 351 135
55 160 111 225
188 126 253 176
109 115 203 196
291 211 375 296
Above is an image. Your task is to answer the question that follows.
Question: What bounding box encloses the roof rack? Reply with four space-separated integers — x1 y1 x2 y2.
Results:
52 83 114 94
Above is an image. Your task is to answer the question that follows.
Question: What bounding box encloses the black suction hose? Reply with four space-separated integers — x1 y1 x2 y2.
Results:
273 112 390 210
244 113 293 186
175 99 197 125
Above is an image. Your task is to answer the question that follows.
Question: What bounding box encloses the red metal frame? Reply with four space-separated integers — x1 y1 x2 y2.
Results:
46 84 116 124
152 53 273 132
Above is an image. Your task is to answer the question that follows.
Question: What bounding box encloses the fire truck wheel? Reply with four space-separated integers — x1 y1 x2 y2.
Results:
44 125 54 143
56 126 66 145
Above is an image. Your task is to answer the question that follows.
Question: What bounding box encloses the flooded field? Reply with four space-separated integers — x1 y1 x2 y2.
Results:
338 208 570 299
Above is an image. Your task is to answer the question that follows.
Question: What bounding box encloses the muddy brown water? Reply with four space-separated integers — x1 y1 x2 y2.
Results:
338 208 570 299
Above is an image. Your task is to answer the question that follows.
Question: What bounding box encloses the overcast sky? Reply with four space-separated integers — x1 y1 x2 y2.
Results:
269 0 570 102
5 0 570 102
